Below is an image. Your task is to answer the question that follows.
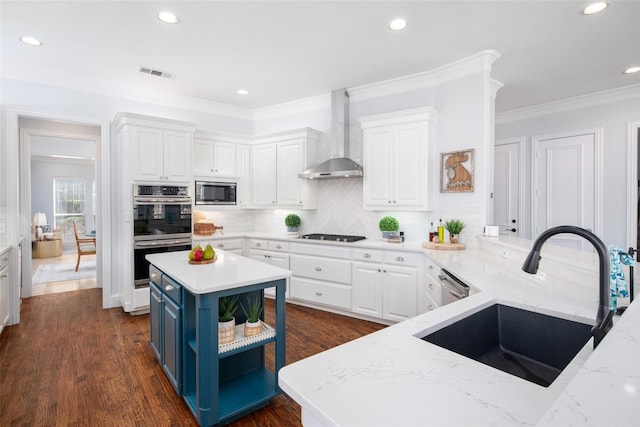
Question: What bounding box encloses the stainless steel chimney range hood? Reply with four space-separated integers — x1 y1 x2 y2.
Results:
299 89 363 180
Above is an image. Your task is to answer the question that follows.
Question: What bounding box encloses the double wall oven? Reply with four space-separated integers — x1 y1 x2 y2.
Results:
133 185 192 288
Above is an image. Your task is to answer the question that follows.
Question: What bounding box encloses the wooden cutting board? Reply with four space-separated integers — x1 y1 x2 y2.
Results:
422 241 466 250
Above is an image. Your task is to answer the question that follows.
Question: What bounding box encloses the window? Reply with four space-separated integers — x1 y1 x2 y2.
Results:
54 177 86 240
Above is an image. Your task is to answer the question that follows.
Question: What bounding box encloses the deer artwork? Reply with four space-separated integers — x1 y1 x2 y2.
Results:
444 151 473 192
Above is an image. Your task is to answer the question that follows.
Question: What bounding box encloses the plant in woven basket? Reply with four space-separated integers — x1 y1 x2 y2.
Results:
241 296 264 323
219 295 239 322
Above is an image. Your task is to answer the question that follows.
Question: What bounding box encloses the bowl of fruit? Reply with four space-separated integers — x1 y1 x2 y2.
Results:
188 243 217 264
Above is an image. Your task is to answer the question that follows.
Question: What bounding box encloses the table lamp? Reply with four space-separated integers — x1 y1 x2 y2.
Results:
33 212 47 241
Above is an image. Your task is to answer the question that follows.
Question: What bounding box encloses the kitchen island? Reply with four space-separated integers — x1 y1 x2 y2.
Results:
146 249 291 427
278 236 640 426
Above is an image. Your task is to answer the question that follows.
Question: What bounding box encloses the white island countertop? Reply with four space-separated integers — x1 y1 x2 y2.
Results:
278 237 640 427
146 249 291 294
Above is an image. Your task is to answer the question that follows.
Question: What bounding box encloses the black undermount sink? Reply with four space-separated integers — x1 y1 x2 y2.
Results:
421 304 592 387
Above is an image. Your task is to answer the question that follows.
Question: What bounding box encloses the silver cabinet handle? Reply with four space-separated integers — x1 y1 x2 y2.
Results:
165 285 174 292
0 274 7 278
150 273 160 281
428 305 435 311
363 253 371 258
2 257 8 263
427 265 433 270
276 244 282 249
315 266 322 271
217 243 224 248
315 291 322 296
377 269 382 272
396 256 404 262
256 242 262 247
428 283 434 289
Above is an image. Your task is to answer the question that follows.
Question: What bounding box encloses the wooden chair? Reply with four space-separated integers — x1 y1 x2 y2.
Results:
72 220 96 271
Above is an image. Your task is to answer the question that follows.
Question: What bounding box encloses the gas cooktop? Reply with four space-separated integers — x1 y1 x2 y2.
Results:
298 233 367 242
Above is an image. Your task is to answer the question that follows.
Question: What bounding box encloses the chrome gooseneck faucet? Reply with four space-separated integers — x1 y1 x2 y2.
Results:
522 225 614 349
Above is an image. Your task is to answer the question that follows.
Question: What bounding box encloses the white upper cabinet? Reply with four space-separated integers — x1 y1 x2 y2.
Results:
193 131 243 178
359 107 438 210
251 128 320 209
115 113 197 183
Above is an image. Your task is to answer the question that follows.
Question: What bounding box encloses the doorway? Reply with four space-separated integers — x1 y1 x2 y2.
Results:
494 137 525 237
626 120 640 258
28 127 99 295
531 128 602 251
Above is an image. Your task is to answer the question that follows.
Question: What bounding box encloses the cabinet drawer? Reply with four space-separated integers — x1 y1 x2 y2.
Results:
161 275 182 305
248 239 268 249
290 243 352 259
149 265 162 286
352 248 383 263
425 258 440 274
290 254 351 284
290 277 352 310
383 251 420 267
424 277 443 306
269 241 290 252
212 239 243 251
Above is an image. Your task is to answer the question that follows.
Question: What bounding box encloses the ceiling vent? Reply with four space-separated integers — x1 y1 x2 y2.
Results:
138 66 174 79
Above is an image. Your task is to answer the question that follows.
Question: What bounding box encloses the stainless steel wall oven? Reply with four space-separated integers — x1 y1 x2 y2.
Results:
133 185 192 288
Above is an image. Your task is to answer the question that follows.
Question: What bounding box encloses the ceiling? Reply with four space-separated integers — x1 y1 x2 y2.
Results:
2 1 639 113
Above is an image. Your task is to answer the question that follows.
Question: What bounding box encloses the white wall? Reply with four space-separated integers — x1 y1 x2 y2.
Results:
496 91 640 246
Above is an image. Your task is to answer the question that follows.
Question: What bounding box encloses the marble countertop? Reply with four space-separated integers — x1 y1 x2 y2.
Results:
146 249 291 295
278 238 640 426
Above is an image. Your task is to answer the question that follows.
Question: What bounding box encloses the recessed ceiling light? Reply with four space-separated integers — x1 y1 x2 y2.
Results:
583 2 608 15
389 18 408 31
624 66 640 74
237 89 249 95
158 11 180 24
20 36 42 46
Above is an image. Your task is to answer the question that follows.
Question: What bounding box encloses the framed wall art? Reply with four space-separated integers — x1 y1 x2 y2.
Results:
440 149 475 193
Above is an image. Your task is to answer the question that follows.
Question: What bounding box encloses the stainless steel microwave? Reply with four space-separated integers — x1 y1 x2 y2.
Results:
194 181 237 205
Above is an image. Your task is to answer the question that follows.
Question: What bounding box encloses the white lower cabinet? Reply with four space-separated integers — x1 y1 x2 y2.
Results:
352 249 419 322
421 259 443 312
0 249 11 334
289 243 352 311
248 239 290 298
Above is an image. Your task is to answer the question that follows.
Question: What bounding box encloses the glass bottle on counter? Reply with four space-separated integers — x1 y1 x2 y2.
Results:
438 219 445 243
429 222 435 242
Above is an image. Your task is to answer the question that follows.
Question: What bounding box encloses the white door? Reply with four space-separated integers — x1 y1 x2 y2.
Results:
363 128 393 207
164 131 192 182
393 123 426 207
192 139 215 176
382 266 417 322
213 141 237 177
533 130 599 251
494 141 520 236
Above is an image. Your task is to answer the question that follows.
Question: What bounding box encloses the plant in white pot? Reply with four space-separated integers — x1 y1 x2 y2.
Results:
218 295 239 344
379 216 399 239
241 296 264 337
285 213 301 234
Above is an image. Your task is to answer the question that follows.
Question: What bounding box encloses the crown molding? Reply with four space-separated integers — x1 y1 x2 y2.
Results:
349 50 501 102
496 83 640 124
3 61 254 120
253 93 330 121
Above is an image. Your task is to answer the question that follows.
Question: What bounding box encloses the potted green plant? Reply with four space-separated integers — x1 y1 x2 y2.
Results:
241 296 264 337
444 219 465 243
285 213 301 234
379 216 399 238
218 295 239 344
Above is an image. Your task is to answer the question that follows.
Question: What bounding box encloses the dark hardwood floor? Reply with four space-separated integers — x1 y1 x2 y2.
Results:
0 289 385 426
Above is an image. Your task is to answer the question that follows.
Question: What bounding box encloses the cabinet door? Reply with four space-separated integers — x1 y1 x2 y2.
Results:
393 123 426 207
251 144 277 206
276 140 304 206
236 145 251 207
352 263 383 318
193 139 215 176
133 127 164 181
164 131 193 182
150 284 162 362
162 297 182 394
382 265 417 322
213 141 237 177
363 128 393 207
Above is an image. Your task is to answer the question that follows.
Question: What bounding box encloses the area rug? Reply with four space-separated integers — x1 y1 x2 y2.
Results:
32 260 96 284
